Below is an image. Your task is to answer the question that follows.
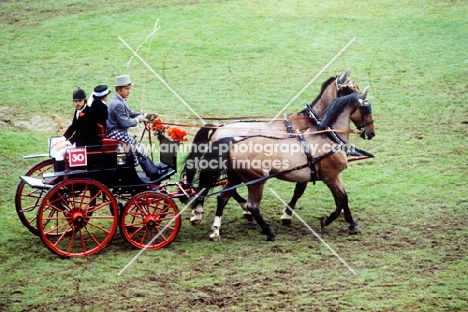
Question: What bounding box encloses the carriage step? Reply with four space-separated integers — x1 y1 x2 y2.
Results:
19 176 53 190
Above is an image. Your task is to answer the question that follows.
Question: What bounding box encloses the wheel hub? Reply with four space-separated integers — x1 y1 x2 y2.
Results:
145 215 160 227
66 208 89 227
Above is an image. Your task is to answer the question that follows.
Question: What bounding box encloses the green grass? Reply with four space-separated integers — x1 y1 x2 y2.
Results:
1 0 468 311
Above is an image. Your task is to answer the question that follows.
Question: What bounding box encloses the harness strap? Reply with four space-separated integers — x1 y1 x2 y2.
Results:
304 104 320 125
296 129 318 184
284 115 295 138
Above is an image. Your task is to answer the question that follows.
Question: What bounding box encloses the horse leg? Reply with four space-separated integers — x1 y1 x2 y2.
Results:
231 191 252 222
321 182 360 234
246 184 276 241
190 198 204 226
209 183 237 241
209 196 229 241
281 182 307 226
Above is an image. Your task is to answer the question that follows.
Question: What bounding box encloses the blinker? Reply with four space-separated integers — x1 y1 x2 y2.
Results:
360 103 372 115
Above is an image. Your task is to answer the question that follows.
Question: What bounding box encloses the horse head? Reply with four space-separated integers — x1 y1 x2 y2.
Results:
310 69 360 118
350 86 375 140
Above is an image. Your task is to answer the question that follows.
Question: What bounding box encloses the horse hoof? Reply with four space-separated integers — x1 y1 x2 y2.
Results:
265 234 277 241
244 214 254 222
209 235 220 242
191 220 202 226
320 216 328 229
281 219 292 226
348 225 361 235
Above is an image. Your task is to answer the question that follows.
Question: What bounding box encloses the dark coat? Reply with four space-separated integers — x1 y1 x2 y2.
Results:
90 99 108 131
62 105 100 146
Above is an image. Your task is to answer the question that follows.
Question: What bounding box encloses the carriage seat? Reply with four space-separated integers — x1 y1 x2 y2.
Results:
97 123 106 140
100 138 124 152
97 124 130 153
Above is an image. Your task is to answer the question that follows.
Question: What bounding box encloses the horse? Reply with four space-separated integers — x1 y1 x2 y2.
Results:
183 69 362 225
185 92 375 241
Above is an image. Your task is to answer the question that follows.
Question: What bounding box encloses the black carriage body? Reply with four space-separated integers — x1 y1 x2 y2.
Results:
59 136 179 195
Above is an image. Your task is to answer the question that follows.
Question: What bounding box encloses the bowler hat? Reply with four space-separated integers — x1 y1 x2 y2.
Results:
73 87 87 100
93 85 111 99
115 75 132 87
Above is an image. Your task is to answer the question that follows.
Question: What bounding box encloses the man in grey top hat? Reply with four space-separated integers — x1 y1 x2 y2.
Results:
106 75 162 180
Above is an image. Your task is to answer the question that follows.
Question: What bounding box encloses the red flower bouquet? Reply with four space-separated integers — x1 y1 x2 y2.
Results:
147 118 189 143
147 118 168 133
167 127 188 143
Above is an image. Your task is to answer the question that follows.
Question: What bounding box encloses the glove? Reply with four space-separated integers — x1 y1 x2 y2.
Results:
145 113 158 121
53 140 71 151
136 115 148 123
50 136 66 149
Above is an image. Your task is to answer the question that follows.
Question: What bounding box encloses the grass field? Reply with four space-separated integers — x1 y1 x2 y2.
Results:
1 0 468 311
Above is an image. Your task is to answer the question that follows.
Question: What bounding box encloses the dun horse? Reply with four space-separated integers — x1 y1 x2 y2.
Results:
184 69 362 225
185 92 375 241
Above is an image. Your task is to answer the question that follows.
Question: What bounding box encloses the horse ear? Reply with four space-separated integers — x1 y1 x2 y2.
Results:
361 86 370 100
337 68 351 84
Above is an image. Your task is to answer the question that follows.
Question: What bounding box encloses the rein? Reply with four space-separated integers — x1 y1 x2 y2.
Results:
154 121 360 137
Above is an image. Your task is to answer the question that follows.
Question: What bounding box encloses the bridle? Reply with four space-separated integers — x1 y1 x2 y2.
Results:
336 78 359 95
303 93 374 136
355 99 374 132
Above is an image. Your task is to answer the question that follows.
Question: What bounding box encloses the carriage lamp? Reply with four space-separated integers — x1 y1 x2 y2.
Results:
116 144 126 165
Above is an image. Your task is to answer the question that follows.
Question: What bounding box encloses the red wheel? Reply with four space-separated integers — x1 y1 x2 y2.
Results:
36 178 118 257
15 159 54 235
120 192 181 250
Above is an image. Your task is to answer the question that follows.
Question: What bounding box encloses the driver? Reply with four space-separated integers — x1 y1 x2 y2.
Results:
106 75 163 180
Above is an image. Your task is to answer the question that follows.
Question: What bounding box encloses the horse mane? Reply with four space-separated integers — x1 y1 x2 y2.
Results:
319 93 359 128
310 76 336 106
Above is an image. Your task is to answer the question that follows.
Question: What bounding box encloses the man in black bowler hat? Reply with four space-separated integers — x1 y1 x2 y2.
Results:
50 87 100 172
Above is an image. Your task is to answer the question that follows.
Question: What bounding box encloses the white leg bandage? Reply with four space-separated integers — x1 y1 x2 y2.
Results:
281 208 292 221
209 216 222 241
190 204 204 222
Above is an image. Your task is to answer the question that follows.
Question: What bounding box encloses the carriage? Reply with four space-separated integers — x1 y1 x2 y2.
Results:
15 72 375 257
15 123 204 258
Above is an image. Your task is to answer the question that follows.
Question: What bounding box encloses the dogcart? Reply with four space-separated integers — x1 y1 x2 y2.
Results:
16 122 198 258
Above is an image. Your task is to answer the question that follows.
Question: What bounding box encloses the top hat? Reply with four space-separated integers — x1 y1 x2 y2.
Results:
115 75 132 87
93 85 111 99
73 87 87 100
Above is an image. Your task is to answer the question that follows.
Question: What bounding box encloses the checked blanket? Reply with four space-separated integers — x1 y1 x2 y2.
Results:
107 128 147 166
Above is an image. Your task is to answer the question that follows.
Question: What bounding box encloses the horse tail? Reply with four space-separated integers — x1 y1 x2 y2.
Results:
182 124 217 184
190 137 235 209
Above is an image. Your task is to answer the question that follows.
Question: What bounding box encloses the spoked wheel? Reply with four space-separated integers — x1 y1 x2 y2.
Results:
120 191 181 250
36 178 118 257
15 159 54 235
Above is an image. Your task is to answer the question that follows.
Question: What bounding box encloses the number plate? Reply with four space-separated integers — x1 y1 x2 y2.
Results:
68 147 87 167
